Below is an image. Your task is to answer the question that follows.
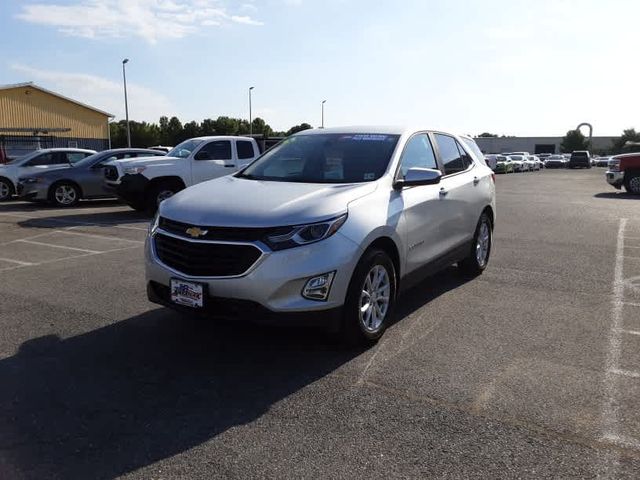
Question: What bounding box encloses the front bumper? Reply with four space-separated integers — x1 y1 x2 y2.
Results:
606 171 624 189
113 174 149 206
145 229 363 317
17 181 49 201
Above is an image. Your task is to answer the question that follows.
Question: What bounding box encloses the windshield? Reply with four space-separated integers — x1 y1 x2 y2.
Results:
167 139 204 159
238 133 400 184
72 152 105 168
511 155 523 160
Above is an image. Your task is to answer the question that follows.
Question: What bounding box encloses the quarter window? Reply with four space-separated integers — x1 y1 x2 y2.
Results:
398 134 438 178
26 153 55 166
456 142 473 170
65 152 88 164
434 134 467 175
236 141 255 160
196 141 232 160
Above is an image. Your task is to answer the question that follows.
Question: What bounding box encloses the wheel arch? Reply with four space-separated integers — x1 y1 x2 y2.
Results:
363 236 401 282
145 175 186 194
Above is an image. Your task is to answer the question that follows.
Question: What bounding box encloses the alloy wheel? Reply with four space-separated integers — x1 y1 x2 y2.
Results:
359 264 391 333
476 220 491 268
54 185 77 205
0 181 10 200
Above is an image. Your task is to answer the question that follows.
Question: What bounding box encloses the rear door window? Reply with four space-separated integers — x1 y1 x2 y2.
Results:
236 141 255 159
25 152 55 166
434 134 466 175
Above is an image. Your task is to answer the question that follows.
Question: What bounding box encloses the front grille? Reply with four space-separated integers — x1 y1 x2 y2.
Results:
159 217 291 242
154 232 262 277
104 166 119 181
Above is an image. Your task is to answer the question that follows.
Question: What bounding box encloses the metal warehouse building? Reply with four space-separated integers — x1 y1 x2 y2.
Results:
0 82 113 159
474 136 617 155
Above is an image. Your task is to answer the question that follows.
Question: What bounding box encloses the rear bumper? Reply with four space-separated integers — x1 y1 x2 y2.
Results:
606 171 624 189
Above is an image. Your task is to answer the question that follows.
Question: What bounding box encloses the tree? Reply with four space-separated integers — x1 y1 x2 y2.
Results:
286 123 312 136
182 121 201 141
560 130 588 153
213 116 239 135
251 117 272 136
478 132 498 138
200 118 216 136
166 116 183 145
611 128 640 154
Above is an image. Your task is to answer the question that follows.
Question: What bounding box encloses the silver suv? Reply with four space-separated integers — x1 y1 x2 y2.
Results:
145 127 496 344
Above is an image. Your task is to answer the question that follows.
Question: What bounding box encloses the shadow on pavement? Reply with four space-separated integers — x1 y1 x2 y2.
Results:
16 210 151 230
0 310 360 479
594 192 639 200
0 199 124 212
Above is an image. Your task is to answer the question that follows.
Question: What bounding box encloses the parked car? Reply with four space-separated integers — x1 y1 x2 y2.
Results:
145 127 496 344
0 148 95 201
529 156 543 170
505 151 531 156
484 155 499 170
509 155 526 172
606 154 640 194
545 155 566 169
568 150 591 169
596 156 611 167
17 148 166 207
104 136 261 212
494 155 514 173
537 153 552 161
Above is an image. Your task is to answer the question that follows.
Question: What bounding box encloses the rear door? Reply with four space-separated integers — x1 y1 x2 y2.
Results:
191 140 234 184
432 133 480 250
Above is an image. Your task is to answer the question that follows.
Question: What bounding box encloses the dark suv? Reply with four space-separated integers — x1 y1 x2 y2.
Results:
568 151 591 169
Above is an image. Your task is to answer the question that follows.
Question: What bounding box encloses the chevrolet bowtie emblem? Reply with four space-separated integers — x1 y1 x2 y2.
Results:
186 227 208 238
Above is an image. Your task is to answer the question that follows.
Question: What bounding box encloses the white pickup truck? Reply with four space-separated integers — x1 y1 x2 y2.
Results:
104 136 261 211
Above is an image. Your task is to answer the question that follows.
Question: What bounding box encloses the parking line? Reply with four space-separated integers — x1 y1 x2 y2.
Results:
617 329 640 336
609 368 640 379
0 257 34 266
601 218 627 447
58 230 144 244
0 244 140 273
16 239 102 254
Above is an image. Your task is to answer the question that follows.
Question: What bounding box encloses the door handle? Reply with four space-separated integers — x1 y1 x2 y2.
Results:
473 176 480 185
224 164 236 168
439 188 448 197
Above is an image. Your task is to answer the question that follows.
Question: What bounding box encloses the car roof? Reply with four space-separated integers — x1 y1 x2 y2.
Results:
187 136 257 141
34 148 96 153
293 126 469 137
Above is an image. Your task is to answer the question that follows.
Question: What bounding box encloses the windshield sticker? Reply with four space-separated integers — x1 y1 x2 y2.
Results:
364 172 376 180
352 134 389 141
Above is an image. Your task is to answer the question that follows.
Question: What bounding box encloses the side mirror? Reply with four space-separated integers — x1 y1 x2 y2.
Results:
394 167 442 190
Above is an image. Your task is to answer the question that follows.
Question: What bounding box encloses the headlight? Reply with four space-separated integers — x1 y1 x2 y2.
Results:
264 214 348 251
20 177 42 184
149 212 160 235
124 166 146 175
609 159 620 172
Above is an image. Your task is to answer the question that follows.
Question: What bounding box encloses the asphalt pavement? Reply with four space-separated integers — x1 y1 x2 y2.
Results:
1 168 639 479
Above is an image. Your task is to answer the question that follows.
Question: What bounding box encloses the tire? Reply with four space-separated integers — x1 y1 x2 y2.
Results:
0 178 14 201
49 182 80 207
146 180 183 212
624 173 640 195
341 249 397 346
458 213 492 277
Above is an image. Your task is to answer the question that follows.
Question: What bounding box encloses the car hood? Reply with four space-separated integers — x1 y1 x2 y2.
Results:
114 155 180 169
160 175 378 227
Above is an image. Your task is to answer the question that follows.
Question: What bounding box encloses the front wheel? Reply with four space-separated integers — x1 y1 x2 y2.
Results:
624 173 640 195
341 249 397 345
458 213 492 277
50 182 80 207
0 178 13 201
146 181 183 212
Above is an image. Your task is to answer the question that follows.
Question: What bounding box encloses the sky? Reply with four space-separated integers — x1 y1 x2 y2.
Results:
0 0 638 136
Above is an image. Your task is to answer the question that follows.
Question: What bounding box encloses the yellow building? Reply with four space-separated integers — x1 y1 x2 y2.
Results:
0 82 113 157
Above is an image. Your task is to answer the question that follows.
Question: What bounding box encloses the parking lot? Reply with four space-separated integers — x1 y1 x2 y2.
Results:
1 168 639 479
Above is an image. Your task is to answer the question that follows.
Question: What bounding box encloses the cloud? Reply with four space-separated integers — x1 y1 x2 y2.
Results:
230 15 264 26
10 63 173 122
16 0 264 44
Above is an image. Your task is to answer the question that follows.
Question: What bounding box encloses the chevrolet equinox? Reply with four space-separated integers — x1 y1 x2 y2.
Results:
145 127 496 344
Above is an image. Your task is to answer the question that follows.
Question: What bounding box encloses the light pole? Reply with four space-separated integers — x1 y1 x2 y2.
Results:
249 86 255 136
321 99 327 129
122 58 131 147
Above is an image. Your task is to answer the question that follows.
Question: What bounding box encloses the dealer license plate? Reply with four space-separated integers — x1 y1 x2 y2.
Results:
170 279 204 308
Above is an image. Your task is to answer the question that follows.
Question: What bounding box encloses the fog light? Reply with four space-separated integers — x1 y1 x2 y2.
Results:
302 271 335 301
